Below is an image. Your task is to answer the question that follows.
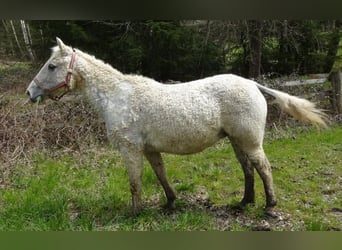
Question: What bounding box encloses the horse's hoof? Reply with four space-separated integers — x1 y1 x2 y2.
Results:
131 206 143 217
230 203 250 212
231 199 255 210
265 207 280 219
231 203 244 211
164 201 176 211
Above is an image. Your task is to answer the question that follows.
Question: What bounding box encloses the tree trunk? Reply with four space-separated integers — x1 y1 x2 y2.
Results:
329 23 342 113
1 20 15 57
278 20 291 74
9 20 25 58
329 71 342 113
247 20 262 79
26 22 33 45
20 20 35 61
325 21 341 72
198 20 211 77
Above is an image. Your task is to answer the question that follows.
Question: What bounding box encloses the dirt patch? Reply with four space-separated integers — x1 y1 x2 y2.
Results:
329 207 342 230
147 186 303 231
191 187 301 231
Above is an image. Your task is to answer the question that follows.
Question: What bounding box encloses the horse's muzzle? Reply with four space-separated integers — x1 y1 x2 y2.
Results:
26 89 43 103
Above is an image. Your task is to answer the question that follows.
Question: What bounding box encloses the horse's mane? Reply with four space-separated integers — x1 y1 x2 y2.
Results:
51 45 159 86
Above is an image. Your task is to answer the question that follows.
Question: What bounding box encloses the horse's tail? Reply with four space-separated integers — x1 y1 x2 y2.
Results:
256 83 328 128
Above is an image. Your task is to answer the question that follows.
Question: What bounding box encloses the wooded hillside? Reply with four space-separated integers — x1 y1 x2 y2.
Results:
0 20 341 81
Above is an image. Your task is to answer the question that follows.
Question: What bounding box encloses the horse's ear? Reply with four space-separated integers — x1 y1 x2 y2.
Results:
56 37 66 51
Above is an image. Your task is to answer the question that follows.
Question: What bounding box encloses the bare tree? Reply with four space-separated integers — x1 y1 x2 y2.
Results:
26 21 33 45
325 20 341 73
1 20 15 57
247 20 263 78
9 20 25 58
20 20 35 61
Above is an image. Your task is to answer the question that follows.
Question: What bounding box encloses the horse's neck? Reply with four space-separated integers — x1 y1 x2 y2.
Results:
75 51 161 113
78 53 124 86
76 54 127 111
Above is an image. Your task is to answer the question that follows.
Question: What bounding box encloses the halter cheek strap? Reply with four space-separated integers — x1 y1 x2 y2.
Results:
34 49 76 101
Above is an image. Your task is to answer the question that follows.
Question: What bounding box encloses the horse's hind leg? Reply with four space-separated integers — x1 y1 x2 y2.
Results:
230 140 255 206
144 152 177 209
229 137 277 212
247 147 277 211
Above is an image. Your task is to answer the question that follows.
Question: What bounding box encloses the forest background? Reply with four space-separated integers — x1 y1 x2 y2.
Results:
1 20 341 82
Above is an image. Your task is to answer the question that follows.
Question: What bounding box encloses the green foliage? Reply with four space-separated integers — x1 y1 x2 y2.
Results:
19 20 340 80
29 21 224 82
3 20 341 80
138 21 224 80
229 20 341 77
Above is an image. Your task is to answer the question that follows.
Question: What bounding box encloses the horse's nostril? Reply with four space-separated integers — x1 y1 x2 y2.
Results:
26 90 30 96
30 97 37 103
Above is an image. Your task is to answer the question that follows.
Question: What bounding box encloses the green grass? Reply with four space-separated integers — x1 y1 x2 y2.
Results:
264 126 342 230
0 61 32 70
0 126 341 231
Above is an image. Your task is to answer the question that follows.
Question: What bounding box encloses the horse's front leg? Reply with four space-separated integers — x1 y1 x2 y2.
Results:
144 151 176 210
120 145 144 215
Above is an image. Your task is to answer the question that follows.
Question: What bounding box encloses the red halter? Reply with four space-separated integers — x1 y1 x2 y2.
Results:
34 49 76 101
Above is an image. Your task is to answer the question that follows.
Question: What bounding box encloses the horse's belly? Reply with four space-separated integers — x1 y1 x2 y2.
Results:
144 126 225 154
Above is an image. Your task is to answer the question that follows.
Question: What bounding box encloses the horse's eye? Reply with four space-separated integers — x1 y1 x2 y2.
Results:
48 64 57 71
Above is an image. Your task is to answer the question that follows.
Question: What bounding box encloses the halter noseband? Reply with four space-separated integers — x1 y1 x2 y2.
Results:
34 49 76 101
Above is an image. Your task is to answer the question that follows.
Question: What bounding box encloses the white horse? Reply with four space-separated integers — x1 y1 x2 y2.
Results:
26 38 327 216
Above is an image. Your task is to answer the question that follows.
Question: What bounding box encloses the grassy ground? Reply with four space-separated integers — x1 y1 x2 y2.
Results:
0 125 340 231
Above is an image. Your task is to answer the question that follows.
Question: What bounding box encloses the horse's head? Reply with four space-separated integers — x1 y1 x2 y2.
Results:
26 37 79 103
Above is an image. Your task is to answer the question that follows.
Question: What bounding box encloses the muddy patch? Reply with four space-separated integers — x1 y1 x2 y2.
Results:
329 207 342 230
148 186 304 231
